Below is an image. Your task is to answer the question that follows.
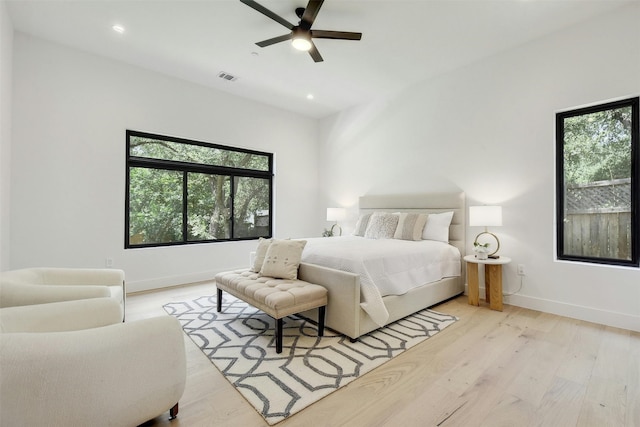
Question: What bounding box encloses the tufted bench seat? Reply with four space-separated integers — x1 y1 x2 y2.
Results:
214 269 328 353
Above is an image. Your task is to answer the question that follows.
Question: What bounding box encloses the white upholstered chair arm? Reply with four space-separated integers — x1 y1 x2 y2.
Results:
0 267 124 286
0 298 122 333
0 268 126 320
0 315 186 426
30 268 125 287
0 282 111 308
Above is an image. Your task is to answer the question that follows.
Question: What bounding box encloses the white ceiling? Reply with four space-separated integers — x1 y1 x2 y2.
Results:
6 0 635 118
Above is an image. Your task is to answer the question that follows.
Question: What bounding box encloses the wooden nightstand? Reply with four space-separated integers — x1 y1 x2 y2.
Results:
464 255 511 311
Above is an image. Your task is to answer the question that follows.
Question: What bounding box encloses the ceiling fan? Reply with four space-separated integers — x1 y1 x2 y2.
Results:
239 0 362 63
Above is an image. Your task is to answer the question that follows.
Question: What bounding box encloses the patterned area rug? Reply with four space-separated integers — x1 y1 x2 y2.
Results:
163 295 457 425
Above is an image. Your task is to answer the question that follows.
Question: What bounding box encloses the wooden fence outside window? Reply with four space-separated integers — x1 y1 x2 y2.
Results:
563 178 632 260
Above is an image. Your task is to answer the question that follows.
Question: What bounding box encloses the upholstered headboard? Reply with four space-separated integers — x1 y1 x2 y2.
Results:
358 192 466 258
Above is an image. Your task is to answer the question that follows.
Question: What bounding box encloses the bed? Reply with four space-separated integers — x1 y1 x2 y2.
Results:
297 192 465 340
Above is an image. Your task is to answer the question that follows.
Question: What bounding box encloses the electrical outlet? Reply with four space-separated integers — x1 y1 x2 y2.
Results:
105 258 114 268
517 264 525 276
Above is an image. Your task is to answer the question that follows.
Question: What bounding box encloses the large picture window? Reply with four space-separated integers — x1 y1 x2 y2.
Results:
556 97 639 266
126 130 273 248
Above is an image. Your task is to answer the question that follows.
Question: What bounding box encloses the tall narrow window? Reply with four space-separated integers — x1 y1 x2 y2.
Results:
556 97 639 266
126 131 273 248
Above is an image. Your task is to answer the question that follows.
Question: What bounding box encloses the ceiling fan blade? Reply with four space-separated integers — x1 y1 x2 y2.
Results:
240 0 294 30
300 0 324 29
308 42 324 63
256 33 292 47
311 30 362 41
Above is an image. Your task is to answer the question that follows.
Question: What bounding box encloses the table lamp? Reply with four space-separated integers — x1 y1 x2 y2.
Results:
469 205 502 258
326 208 345 236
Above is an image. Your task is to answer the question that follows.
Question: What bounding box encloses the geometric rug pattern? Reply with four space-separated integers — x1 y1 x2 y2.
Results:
163 294 457 425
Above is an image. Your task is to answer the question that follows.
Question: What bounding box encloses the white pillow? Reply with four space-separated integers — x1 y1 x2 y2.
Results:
364 212 399 239
259 239 307 280
422 211 454 242
250 237 273 272
394 213 428 241
353 213 372 237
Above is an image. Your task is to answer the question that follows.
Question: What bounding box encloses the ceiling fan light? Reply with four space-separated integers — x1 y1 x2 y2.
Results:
292 36 312 51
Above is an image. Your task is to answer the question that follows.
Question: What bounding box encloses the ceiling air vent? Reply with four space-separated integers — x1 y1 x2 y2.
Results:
217 72 238 82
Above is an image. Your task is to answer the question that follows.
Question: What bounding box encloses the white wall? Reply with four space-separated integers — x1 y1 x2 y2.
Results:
11 34 320 292
0 0 12 271
319 4 640 332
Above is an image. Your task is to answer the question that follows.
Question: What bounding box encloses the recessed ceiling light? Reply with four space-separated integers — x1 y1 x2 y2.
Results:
306 94 314 100
112 24 125 34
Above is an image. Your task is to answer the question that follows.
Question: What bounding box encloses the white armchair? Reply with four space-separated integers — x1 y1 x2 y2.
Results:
0 268 126 321
0 297 186 426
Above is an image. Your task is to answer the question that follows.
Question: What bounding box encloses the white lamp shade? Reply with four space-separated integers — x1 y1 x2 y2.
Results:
469 205 502 227
326 208 346 222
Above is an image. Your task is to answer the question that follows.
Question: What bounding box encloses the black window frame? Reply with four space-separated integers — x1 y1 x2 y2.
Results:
556 97 640 267
125 130 273 249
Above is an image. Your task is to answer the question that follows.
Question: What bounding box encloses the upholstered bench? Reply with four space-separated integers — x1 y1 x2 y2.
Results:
214 269 328 353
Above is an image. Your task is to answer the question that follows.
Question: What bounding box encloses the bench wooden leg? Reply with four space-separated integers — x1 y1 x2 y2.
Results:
169 402 179 420
318 305 326 337
216 288 222 312
276 317 283 353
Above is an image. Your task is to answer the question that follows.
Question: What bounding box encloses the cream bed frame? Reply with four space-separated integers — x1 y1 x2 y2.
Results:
298 192 466 341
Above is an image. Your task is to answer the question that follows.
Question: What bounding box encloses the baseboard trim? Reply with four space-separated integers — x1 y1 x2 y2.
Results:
126 266 245 294
504 293 639 332
465 284 639 332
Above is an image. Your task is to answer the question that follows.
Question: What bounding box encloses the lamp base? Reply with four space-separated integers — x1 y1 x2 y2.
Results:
474 231 500 257
330 223 342 236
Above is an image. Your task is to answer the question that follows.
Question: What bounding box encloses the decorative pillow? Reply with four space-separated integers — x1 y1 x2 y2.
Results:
364 212 399 239
422 211 454 242
250 237 273 272
353 213 372 237
394 213 428 241
259 239 307 280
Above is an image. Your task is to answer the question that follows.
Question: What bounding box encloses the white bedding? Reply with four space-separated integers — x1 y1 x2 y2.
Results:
300 236 461 326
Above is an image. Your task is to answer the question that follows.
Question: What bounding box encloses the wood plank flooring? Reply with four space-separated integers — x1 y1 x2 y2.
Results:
129 282 639 427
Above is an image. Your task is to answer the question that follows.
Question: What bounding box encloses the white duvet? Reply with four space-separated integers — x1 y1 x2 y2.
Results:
300 236 461 326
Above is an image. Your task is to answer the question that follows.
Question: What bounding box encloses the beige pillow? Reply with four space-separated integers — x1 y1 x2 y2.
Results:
250 237 273 272
394 213 428 241
259 239 307 280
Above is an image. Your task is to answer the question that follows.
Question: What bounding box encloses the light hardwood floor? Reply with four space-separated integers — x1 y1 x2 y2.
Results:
130 282 639 427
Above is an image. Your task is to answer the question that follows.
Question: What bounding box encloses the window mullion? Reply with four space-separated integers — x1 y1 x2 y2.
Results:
183 171 189 243
229 174 235 239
